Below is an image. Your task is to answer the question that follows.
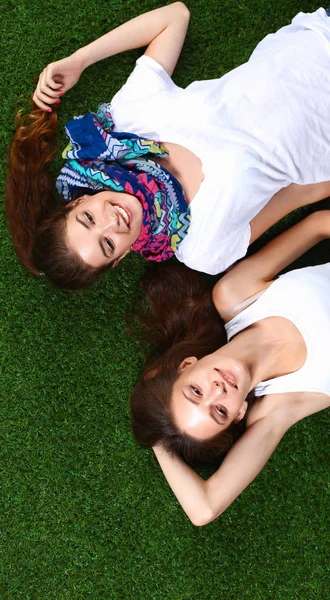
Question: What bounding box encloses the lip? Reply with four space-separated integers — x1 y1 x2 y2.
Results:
111 202 132 229
215 368 238 389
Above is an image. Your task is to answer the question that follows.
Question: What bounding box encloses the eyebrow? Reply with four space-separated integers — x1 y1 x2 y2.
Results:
182 391 224 425
182 391 199 405
76 215 90 230
76 215 110 259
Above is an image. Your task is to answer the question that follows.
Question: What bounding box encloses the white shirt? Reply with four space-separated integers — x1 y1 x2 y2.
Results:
111 9 330 274
225 264 330 397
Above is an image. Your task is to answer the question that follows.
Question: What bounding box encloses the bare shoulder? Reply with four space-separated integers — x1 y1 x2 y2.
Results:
214 209 330 321
247 391 330 429
212 274 239 318
212 271 269 322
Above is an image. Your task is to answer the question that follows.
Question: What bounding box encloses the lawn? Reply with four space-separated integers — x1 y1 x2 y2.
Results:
1 0 329 598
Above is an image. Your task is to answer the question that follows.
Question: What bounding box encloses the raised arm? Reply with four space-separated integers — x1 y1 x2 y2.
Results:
33 2 190 111
153 405 292 526
153 390 330 526
213 210 330 317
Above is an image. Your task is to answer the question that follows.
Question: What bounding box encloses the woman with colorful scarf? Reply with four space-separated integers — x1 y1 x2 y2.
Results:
7 3 330 289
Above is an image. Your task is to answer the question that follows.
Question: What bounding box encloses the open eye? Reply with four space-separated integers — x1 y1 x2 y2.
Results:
215 405 227 417
190 385 202 397
105 237 115 252
84 211 94 224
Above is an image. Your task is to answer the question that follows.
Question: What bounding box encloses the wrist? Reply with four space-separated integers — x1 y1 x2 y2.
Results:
73 47 90 70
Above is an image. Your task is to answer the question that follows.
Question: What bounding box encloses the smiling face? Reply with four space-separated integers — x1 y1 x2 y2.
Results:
171 352 251 440
65 191 143 268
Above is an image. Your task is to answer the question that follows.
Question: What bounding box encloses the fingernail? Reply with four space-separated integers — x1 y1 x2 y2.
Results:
55 99 61 104
47 109 52 113
58 92 64 97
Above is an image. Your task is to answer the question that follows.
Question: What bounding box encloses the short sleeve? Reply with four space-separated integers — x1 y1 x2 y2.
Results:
175 224 251 275
111 55 179 107
174 144 256 275
110 55 182 137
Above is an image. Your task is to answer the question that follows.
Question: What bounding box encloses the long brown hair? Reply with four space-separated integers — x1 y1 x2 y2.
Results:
130 264 254 464
6 104 112 289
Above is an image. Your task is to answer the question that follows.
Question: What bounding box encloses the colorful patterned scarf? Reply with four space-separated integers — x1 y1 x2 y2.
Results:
56 103 190 261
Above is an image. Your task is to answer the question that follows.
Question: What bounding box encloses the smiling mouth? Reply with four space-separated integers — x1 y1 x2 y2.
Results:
215 368 238 389
114 204 131 228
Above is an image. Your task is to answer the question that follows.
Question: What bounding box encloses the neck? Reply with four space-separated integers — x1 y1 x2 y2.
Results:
217 323 291 390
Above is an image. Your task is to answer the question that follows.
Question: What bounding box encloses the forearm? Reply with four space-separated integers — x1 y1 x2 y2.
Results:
249 210 330 278
215 210 330 313
153 411 291 526
33 2 189 111
74 2 189 69
250 180 330 243
153 445 212 526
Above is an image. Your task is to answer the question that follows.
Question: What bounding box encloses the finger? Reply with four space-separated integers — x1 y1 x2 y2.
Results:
43 66 65 92
34 88 61 108
32 91 53 112
38 83 63 98
37 74 62 101
39 69 64 97
51 81 64 90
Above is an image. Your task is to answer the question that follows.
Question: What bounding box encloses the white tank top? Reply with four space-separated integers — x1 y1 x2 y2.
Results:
225 264 330 397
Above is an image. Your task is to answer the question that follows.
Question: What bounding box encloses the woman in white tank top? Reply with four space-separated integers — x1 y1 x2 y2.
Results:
131 210 330 525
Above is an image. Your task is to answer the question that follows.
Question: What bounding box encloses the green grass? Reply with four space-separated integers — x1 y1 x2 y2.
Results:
1 0 329 598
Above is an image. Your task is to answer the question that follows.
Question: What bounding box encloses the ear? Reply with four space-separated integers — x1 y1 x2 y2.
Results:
234 400 248 423
178 356 198 373
66 196 84 209
112 248 131 268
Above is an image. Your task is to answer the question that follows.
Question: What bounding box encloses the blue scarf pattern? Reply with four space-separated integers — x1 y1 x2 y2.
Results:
56 104 190 261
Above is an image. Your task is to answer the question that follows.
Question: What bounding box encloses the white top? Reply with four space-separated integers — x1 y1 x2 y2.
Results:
111 9 330 274
225 264 330 397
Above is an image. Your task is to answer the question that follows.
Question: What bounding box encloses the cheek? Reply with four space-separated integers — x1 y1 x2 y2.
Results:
187 416 223 439
174 401 222 439
78 244 99 265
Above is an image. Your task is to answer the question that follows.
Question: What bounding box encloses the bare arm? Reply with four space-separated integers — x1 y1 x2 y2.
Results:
153 406 293 526
33 2 190 111
250 181 330 243
213 210 330 317
154 390 330 526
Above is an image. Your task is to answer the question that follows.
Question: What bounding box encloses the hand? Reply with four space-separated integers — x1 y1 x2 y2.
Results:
32 52 85 111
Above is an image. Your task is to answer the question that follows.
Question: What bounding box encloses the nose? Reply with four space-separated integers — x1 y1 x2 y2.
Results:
202 380 226 406
101 203 119 231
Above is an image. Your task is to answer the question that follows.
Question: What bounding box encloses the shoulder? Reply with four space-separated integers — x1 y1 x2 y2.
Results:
247 392 304 429
212 274 241 318
111 56 178 136
247 390 330 430
112 56 177 107
212 270 270 322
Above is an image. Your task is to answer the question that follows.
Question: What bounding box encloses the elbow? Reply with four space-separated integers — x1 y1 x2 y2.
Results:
188 507 219 527
187 487 226 526
174 2 190 21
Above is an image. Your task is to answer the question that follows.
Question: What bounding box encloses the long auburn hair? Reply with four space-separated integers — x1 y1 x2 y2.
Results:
130 263 255 465
6 104 112 289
